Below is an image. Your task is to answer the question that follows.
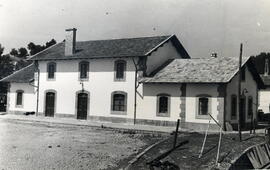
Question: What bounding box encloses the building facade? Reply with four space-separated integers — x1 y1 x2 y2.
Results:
1 29 264 130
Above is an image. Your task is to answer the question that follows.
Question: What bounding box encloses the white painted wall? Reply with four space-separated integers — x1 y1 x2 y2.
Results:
259 89 270 113
8 83 36 113
37 57 137 118
146 40 183 75
185 84 222 124
226 66 258 123
136 83 181 121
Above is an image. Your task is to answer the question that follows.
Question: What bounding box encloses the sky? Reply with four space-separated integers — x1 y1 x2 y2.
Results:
0 0 269 58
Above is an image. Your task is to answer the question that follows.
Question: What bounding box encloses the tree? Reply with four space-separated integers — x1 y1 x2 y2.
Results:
0 44 14 79
251 52 270 75
27 39 56 55
18 47 28 59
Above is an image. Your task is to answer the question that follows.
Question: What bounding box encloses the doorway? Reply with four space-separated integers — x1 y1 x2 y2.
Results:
240 97 246 128
77 93 88 120
45 92 55 117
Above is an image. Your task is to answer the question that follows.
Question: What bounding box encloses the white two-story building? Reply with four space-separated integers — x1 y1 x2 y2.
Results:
1 28 264 131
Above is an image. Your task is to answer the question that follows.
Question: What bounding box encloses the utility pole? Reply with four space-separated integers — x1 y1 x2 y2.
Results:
238 43 243 142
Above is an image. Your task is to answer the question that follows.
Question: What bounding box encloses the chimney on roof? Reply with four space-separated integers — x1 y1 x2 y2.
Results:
265 58 269 76
211 52 217 58
65 28 77 56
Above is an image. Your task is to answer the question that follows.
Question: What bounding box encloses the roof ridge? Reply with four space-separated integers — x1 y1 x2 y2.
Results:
76 35 172 43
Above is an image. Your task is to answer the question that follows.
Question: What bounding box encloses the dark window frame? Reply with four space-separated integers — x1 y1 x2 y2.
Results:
111 91 127 115
231 95 237 119
248 96 253 118
47 62 56 80
79 61 89 80
196 94 211 119
114 60 126 81
156 94 170 117
16 90 24 107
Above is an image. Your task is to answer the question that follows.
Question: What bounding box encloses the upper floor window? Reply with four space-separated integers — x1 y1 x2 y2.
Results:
111 91 127 114
16 90 24 107
248 96 253 118
47 62 56 79
196 95 211 119
231 95 237 119
79 61 89 79
157 94 170 117
114 60 126 81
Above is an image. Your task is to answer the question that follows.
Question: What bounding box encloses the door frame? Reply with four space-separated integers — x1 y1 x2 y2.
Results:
75 90 90 119
240 96 246 128
44 89 57 117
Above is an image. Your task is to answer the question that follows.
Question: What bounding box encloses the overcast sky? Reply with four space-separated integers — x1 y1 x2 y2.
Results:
0 0 269 58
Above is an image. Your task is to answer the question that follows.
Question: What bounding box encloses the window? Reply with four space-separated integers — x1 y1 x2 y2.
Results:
241 67 245 81
196 95 211 119
114 60 126 81
16 90 24 106
47 62 56 79
111 91 127 114
231 95 237 119
199 98 208 115
157 94 170 117
248 96 253 118
79 61 89 79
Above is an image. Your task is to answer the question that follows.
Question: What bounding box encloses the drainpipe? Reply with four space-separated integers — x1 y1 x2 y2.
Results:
34 61 40 116
132 57 139 125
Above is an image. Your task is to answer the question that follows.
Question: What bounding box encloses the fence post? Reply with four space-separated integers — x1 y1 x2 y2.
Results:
173 119 180 148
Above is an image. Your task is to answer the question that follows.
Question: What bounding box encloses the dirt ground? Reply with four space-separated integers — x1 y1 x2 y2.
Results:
0 118 166 170
129 132 266 170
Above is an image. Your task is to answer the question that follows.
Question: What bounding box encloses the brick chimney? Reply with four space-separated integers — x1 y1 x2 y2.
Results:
65 28 77 56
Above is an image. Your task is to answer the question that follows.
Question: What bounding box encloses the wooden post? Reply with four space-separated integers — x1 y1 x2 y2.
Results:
216 125 223 165
173 119 180 148
199 119 211 158
238 43 243 142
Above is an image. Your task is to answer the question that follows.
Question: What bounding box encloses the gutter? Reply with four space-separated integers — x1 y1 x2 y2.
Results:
34 61 40 116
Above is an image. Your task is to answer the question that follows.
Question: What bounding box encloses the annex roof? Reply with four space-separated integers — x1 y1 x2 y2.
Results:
29 35 190 61
260 75 270 87
140 57 264 88
0 64 35 83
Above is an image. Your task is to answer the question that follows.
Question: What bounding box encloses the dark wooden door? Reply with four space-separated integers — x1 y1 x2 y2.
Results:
77 93 88 120
45 92 55 117
240 97 246 128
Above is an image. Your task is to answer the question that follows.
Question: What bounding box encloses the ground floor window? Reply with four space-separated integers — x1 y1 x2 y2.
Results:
231 95 237 119
16 90 24 107
248 96 253 118
111 91 127 114
157 94 170 117
196 95 211 119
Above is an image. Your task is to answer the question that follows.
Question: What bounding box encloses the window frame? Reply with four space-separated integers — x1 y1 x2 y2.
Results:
196 94 212 119
79 61 89 81
114 60 126 82
47 62 56 80
15 90 24 108
111 91 127 115
248 96 253 118
231 95 237 120
156 93 170 117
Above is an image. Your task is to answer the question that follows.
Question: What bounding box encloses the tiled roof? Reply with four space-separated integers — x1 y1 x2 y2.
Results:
0 64 35 83
140 57 252 83
29 35 190 60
